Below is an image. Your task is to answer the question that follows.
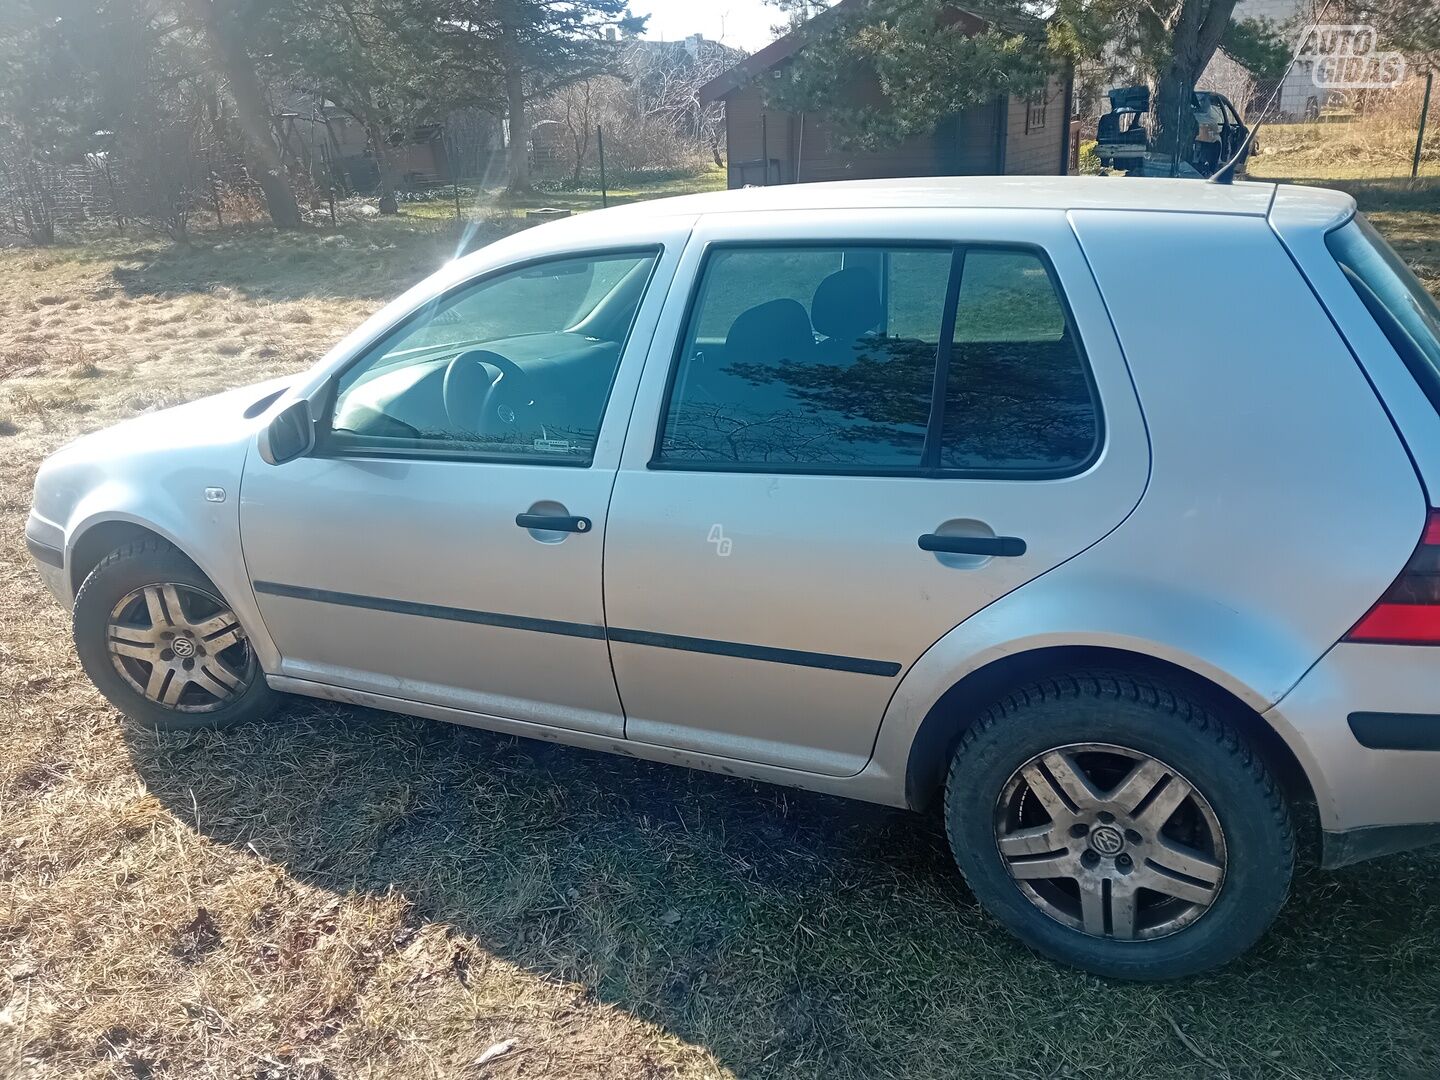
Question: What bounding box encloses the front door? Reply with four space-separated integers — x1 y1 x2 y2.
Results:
240 247 668 735
603 210 1149 775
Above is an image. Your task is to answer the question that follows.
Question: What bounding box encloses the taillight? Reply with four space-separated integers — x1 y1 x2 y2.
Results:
1346 509 1440 644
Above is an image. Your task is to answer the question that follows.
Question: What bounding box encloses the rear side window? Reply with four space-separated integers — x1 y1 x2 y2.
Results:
659 246 950 469
943 250 1097 471
1328 216 1440 412
656 243 1100 476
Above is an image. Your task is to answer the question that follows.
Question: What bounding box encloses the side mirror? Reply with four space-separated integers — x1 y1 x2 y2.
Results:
257 399 316 465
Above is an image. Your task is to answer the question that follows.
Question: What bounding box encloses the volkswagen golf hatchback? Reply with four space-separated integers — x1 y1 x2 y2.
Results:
27 177 1440 979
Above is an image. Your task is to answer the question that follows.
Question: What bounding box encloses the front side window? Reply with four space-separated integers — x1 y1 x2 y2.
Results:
327 251 658 463
656 243 1099 476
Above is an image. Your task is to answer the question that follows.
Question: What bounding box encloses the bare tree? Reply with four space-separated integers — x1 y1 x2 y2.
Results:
533 37 743 183
553 78 599 185
0 147 61 244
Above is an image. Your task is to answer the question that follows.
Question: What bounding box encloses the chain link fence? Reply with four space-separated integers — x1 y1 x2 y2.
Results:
1244 68 1437 182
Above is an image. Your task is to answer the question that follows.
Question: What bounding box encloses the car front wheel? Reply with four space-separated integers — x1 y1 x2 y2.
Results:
944 671 1295 980
73 538 277 730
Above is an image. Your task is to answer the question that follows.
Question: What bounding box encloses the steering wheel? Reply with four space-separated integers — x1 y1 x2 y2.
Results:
441 349 537 437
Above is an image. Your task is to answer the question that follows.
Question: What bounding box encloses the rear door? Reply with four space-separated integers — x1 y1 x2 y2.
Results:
602 209 1149 776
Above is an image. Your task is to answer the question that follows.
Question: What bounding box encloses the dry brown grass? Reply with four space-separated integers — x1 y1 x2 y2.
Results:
1250 77 1440 182
3 202 1440 1080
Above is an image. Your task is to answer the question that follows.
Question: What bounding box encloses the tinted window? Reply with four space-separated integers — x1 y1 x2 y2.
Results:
1328 216 1440 413
942 250 1098 472
657 244 1099 475
659 246 951 469
328 252 657 463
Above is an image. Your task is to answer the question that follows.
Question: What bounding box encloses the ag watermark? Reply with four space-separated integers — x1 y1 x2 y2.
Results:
1300 24 1407 90
707 524 733 557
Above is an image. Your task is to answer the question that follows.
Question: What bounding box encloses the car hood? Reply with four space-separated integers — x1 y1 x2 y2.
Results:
58 377 293 462
32 376 294 531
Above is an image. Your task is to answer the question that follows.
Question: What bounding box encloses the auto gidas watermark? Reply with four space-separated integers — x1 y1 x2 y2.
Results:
1300 24 1407 89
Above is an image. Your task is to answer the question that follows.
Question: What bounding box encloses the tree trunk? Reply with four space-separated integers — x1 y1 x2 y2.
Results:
371 127 399 215
506 63 532 194
569 119 589 187
1150 0 1240 172
376 170 398 214
185 0 302 228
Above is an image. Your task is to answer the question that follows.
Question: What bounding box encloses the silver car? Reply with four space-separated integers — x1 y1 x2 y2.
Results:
26 177 1440 980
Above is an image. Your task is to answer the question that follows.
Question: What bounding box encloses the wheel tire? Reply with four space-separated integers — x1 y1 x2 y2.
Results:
73 538 278 731
944 671 1294 980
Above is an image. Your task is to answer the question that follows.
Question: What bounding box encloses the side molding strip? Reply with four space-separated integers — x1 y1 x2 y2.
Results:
252 580 608 640
607 626 902 677
252 580 901 677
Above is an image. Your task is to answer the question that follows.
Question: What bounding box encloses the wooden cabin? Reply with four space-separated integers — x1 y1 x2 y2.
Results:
699 0 1073 187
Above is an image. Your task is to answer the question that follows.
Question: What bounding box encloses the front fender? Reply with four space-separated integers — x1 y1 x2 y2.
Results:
60 459 282 674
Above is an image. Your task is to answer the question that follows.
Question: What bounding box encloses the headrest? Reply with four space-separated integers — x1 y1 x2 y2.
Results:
811 267 883 342
724 298 815 365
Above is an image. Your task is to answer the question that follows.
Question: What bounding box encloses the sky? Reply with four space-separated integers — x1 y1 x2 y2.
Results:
634 0 786 53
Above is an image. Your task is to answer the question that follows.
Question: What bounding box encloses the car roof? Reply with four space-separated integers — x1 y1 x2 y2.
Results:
457 177 1357 291
587 176 1346 221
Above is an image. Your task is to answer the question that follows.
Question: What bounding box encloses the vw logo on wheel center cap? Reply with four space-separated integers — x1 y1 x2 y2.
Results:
1089 824 1125 856
171 636 197 658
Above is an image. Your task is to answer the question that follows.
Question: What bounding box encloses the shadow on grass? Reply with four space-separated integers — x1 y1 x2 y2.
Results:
104 218 507 304
126 697 1440 1079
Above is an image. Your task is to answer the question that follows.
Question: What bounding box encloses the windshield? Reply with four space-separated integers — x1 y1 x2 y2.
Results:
1327 215 1440 412
382 257 640 360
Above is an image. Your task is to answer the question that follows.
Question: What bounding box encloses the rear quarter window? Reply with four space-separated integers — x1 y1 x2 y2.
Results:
1327 216 1440 413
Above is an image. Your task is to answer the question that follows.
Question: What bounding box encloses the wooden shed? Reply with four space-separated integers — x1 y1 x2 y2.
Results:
699 0 1073 187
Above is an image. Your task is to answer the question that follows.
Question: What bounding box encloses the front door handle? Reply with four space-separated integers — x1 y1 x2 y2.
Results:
516 513 592 533
918 533 1026 557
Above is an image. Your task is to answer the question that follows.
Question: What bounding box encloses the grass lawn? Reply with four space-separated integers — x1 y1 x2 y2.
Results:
3 179 1440 1079
401 165 729 221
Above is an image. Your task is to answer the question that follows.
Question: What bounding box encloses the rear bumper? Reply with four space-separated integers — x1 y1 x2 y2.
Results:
24 512 69 607
1265 643 1440 865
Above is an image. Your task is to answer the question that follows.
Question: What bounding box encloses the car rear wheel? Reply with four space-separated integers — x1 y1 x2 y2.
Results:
73 538 278 730
944 671 1294 980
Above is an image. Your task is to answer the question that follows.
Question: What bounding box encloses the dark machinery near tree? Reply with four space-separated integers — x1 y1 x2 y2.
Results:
1096 86 1255 178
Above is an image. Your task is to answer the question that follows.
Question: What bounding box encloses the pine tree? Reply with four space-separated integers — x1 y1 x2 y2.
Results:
766 0 1288 165
445 0 645 193
764 0 1053 152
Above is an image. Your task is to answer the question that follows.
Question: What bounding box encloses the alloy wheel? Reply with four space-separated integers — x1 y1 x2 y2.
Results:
105 582 253 713
994 742 1227 941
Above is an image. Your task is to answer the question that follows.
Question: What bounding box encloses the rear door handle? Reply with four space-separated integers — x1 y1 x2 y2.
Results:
516 513 592 533
918 534 1027 557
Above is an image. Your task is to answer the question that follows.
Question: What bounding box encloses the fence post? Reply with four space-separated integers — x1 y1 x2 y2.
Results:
205 146 222 228
596 125 608 208
761 111 769 185
1414 71 1434 180
449 138 460 220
